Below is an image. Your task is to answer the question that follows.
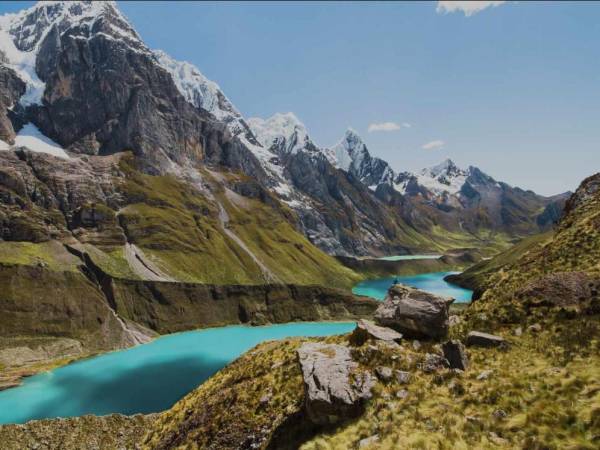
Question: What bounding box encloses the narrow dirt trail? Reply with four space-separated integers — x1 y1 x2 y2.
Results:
124 243 175 282
195 168 281 284
216 200 280 283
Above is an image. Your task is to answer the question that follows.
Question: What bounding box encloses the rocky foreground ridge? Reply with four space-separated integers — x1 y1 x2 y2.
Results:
6 262 594 449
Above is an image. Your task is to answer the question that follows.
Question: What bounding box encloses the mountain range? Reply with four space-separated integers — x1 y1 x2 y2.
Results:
0 0 568 279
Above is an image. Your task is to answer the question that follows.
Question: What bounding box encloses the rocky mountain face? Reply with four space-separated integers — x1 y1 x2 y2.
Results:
0 1 265 179
0 1 564 260
249 111 566 251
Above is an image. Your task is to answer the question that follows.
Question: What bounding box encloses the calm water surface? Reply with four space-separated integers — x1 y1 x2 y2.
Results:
0 322 354 424
375 254 441 261
352 271 473 302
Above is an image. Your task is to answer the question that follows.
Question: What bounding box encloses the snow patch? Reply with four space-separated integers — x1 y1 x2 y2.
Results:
0 28 45 105
14 123 70 159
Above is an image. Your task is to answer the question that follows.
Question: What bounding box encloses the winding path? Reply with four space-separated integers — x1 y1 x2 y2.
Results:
124 243 175 282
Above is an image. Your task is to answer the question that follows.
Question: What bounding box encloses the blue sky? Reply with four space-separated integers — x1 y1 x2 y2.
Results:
2 1 599 195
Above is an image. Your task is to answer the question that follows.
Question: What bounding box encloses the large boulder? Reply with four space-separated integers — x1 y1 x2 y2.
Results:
466 331 506 348
516 272 600 313
350 319 403 346
374 284 454 340
297 342 375 425
442 340 469 370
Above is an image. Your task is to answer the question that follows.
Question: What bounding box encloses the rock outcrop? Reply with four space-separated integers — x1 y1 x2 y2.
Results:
297 342 375 425
350 319 403 346
0 65 25 144
374 284 454 340
466 331 506 348
516 272 600 313
442 340 469 370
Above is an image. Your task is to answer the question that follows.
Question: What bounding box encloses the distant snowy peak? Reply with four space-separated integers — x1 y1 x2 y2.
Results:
328 128 395 187
0 0 146 106
415 158 468 195
329 128 367 172
153 50 251 138
247 113 311 156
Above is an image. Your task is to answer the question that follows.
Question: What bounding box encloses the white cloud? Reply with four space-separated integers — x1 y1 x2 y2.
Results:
368 122 411 133
436 1 506 17
422 140 445 150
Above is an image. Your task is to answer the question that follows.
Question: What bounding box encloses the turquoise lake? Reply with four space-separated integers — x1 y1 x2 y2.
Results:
375 254 441 261
352 271 473 302
0 322 354 425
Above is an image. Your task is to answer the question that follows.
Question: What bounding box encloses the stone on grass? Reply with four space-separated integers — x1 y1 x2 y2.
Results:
442 340 469 371
375 366 393 382
297 342 375 425
419 353 449 373
374 284 454 340
449 315 462 326
358 434 380 448
514 327 523 337
396 370 411 384
396 389 409 399
477 369 493 380
350 319 403 346
466 331 506 348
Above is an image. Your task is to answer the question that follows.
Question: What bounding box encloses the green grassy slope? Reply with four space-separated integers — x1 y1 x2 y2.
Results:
143 174 600 450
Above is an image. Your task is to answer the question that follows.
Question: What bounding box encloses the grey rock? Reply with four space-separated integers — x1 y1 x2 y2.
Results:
297 342 375 425
0 65 25 143
466 331 506 348
449 315 461 326
514 327 523 337
374 284 454 340
350 319 403 346
477 369 493 381
419 353 449 373
358 434 380 448
395 370 411 384
396 389 409 399
412 340 422 351
528 323 542 333
375 366 393 382
442 340 469 371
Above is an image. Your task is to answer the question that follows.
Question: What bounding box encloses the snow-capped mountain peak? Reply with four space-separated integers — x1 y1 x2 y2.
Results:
153 49 249 137
329 127 369 172
416 158 468 195
247 112 310 156
425 158 460 177
0 0 146 106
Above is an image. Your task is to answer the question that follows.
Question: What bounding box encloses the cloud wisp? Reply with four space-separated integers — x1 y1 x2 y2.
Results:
368 122 411 133
422 140 445 150
436 1 506 17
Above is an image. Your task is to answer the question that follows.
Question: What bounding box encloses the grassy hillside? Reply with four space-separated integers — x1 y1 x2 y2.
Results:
446 231 554 296
461 173 600 326
115 158 361 288
141 174 600 450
